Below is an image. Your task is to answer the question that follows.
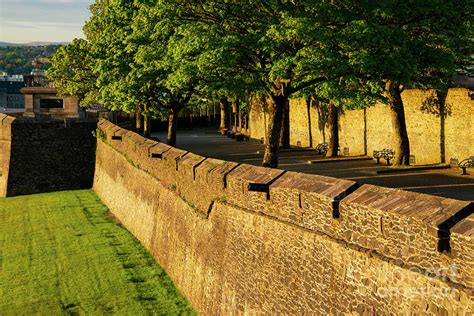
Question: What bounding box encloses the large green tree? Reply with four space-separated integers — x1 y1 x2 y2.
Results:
338 1 473 165
46 38 98 106
128 0 226 145
47 0 145 129
84 0 147 130
164 1 349 167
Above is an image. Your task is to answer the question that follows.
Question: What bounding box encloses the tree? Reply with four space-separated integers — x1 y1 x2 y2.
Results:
218 97 230 132
129 1 218 146
83 0 146 131
48 0 146 130
166 1 350 167
46 38 98 106
338 1 473 166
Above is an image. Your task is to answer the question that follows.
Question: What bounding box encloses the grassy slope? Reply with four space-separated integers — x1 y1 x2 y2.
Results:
0 190 194 315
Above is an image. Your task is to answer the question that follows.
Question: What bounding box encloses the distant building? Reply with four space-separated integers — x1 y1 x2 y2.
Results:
20 87 82 119
0 72 24 82
0 81 25 113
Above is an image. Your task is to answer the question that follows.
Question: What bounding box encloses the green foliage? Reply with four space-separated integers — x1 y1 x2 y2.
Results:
46 0 472 120
0 190 194 315
46 38 98 106
161 1 341 98
337 1 473 91
92 127 106 140
83 0 140 112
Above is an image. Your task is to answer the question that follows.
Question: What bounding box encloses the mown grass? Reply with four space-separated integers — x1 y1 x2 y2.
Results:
0 190 194 315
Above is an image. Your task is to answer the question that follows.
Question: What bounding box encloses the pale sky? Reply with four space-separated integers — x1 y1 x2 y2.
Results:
0 0 92 43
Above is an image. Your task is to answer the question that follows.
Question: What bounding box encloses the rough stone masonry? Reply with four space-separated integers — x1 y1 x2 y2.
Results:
92 119 473 314
0 114 96 197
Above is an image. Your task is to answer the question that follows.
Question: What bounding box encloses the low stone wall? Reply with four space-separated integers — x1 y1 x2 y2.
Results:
249 88 474 164
0 113 97 197
94 119 473 314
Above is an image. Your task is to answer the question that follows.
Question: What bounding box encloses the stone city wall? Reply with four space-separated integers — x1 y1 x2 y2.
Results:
0 113 97 197
249 88 473 164
94 119 473 314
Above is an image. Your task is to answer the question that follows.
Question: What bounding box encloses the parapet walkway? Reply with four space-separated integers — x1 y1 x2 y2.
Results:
152 128 474 201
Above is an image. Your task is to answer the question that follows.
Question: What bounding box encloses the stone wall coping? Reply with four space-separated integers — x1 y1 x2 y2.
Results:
227 163 284 184
196 158 239 176
127 132 147 145
0 114 15 141
451 214 474 238
1 113 16 123
149 142 172 155
14 118 97 124
1 114 16 126
163 147 188 161
179 153 206 168
270 171 357 200
341 184 470 228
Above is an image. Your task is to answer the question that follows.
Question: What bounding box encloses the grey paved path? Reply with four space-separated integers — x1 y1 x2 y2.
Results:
152 128 474 201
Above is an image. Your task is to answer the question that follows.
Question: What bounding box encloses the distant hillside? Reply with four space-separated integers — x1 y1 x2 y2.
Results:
0 45 62 75
0 41 69 47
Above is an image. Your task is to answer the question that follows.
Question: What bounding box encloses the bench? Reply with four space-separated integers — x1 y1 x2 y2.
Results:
373 148 395 165
235 133 244 141
458 156 474 175
315 143 329 155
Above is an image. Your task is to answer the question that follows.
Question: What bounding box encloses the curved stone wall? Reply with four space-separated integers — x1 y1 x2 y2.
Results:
93 119 473 314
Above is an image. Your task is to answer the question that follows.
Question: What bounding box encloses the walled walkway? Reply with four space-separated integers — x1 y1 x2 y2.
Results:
152 128 474 201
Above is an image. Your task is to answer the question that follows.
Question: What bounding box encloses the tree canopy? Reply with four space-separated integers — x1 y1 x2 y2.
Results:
47 0 473 165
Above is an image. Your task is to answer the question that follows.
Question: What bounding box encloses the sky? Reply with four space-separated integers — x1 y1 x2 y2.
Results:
0 0 92 44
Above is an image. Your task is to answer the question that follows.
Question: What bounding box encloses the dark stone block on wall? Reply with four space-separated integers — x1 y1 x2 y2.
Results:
5 117 97 196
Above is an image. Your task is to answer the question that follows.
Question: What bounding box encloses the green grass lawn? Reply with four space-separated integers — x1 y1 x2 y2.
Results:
0 190 194 315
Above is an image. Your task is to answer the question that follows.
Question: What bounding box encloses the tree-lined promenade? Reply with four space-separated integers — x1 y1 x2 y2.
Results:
47 0 473 167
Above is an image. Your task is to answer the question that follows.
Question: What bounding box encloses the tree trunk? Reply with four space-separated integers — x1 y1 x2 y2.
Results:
167 106 179 147
279 98 290 148
135 105 142 133
306 98 313 148
387 81 410 166
436 90 448 164
219 99 227 131
143 104 150 138
326 103 339 158
262 93 287 168
232 98 238 130
228 104 233 130
316 100 328 143
207 104 211 125
238 109 243 132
